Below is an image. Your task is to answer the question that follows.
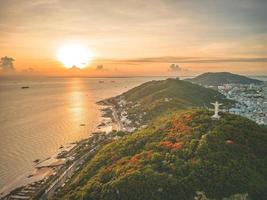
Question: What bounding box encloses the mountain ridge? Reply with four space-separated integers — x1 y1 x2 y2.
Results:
105 78 234 127
185 72 263 86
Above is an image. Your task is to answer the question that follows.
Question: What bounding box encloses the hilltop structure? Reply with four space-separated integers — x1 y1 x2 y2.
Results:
211 101 222 119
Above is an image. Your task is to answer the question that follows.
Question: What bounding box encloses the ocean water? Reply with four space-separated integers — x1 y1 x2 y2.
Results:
0 77 167 192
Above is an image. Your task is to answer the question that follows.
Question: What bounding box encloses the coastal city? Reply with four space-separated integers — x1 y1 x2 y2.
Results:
216 83 266 125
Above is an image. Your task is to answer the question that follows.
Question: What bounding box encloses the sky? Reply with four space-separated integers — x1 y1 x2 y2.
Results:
0 0 266 76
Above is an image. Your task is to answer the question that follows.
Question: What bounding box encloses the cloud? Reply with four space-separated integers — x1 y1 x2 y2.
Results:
169 64 181 72
174 57 267 63
168 63 189 73
95 64 110 71
21 67 36 73
69 65 81 71
96 64 104 70
0 56 15 73
102 56 267 64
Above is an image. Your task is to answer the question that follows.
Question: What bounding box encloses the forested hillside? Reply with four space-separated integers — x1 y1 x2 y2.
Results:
54 110 267 200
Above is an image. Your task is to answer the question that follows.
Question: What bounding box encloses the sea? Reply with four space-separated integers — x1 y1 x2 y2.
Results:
0 75 266 194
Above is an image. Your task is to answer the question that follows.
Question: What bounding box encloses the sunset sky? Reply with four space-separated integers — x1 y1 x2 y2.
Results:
0 0 266 76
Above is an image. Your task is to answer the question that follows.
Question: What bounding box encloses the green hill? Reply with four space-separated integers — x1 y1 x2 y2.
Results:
54 110 267 200
106 78 234 125
186 72 263 86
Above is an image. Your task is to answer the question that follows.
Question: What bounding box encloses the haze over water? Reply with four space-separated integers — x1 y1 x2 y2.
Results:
0 77 166 191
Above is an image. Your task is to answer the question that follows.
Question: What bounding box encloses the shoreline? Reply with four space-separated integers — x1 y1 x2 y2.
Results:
0 143 77 198
0 101 122 199
96 99 124 132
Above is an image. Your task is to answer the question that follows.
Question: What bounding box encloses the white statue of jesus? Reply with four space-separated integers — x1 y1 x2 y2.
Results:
211 101 222 119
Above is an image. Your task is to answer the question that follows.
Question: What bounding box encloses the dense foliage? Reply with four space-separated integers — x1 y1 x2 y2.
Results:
54 110 267 200
186 72 263 86
114 78 234 123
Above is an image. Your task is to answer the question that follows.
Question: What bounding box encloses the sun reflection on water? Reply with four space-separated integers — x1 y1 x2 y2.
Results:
68 79 89 136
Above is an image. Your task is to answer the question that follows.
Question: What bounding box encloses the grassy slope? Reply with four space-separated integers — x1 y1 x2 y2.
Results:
54 110 267 200
115 78 234 122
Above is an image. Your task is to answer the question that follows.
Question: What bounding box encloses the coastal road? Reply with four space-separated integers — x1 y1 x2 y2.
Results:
40 148 96 200
40 104 123 199
110 106 124 131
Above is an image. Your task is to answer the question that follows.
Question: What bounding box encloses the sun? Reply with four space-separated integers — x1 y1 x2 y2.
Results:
57 44 93 69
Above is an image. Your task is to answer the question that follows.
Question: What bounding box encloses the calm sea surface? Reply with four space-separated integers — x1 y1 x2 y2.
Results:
0 77 168 191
